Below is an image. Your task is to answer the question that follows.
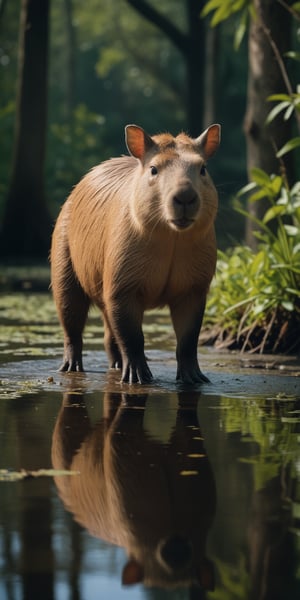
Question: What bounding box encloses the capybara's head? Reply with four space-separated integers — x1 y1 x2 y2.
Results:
121 532 215 593
125 124 220 234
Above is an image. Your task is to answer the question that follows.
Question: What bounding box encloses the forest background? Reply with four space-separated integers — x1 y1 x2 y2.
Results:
0 0 299 353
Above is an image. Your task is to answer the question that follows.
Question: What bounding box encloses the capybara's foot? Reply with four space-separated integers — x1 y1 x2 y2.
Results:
59 359 84 372
121 356 153 384
108 350 123 370
59 343 84 372
176 360 210 385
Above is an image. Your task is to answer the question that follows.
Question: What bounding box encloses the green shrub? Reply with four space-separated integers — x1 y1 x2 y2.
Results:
205 170 300 353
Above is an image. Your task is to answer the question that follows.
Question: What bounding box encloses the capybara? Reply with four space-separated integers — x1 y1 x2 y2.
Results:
51 123 221 383
52 391 216 590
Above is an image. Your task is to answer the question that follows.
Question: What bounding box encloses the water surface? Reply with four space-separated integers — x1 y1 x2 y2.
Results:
1 291 300 599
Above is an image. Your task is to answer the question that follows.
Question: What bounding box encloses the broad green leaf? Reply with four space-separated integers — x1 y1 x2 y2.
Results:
252 302 271 316
211 4 235 26
202 0 248 26
291 181 300 196
248 188 270 203
234 9 248 50
201 0 223 19
250 251 265 275
237 181 257 196
284 51 300 61
277 137 300 157
228 255 243 269
277 188 289 205
291 2 300 14
251 167 273 186
284 225 299 236
281 301 294 311
263 205 285 224
284 103 296 121
286 286 300 296
270 175 283 195
224 296 258 314
267 94 292 102
266 101 291 124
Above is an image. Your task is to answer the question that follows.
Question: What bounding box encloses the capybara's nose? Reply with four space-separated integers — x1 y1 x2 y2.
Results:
173 186 197 207
159 534 193 571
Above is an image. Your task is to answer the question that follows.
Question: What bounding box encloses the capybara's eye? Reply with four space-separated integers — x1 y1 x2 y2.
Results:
150 165 158 176
200 165 206 176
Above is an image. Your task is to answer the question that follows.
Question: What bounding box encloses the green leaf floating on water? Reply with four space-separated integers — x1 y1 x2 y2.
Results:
0 469 80 482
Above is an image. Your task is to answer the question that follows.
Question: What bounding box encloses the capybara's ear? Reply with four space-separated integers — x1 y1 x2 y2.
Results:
125 124 155 160
122 558 144 585
194 124 221 160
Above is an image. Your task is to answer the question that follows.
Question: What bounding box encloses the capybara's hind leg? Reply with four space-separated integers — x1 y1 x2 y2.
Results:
103 314 122 369
60 281 90 372
52 257 90 372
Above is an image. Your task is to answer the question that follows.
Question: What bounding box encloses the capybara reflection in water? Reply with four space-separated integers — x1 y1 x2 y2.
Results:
52 392 216 591
51 124 221 383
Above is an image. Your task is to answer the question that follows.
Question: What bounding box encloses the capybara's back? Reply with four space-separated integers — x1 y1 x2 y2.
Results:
51 123 221 383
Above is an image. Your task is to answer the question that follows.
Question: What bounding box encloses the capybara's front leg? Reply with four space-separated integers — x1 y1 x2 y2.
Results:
106 301 152 384
170 294 209 384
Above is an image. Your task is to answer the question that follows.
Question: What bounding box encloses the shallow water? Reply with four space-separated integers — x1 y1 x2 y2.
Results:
1 292 300 599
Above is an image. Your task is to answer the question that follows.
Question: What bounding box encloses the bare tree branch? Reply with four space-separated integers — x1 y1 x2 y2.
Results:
277 0 300 23
124 0 189 55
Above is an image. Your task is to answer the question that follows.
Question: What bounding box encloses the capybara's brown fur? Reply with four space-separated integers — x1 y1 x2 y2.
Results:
51 124 221 383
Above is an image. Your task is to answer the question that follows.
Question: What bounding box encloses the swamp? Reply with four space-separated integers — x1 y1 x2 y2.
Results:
0 269 300 599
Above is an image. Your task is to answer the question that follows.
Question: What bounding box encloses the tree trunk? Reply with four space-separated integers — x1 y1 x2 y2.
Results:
0 0 51 260
244 0 292 247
